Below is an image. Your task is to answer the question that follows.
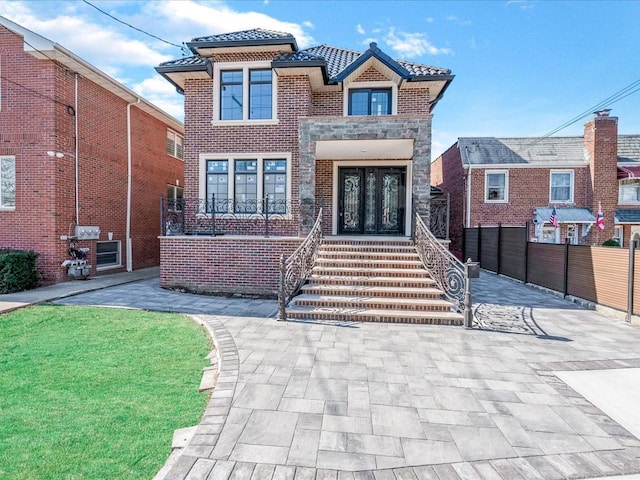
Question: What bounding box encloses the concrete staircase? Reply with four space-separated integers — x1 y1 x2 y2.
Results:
285 237 464 325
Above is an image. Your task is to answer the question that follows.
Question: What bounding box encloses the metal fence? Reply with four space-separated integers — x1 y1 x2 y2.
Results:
160 196 293 237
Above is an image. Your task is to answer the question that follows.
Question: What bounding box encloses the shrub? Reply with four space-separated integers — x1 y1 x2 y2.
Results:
0 249 39 293
602 239 620 247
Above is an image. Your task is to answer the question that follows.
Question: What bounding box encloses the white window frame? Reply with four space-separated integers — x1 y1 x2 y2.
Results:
614 225 624 247
0 155 16 210
96 240 121 271
618 179 640 204
199 153 292 217
167 130 184 160
212 61 278 125
539 226 559 244
343 81 398 116
484 170 508 203
549 169 574 204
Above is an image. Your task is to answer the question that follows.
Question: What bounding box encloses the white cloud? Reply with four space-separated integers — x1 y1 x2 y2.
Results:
150 1 315 48
384 28 452 57
425 17 434 23
133 76 184 120
303 21 314 29
356 23 365 35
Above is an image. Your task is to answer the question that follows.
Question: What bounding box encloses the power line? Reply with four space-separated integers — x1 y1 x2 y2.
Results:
81 0 189 55
514 76 640 154
1 74 71 109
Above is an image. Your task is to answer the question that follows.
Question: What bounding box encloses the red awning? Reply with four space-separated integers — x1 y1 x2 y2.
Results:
618 166 640 179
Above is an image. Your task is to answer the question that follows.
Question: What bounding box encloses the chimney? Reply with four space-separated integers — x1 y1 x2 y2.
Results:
584 110 618 243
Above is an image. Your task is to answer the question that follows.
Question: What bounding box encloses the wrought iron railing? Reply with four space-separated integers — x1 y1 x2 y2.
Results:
414 212 473 324
160 196 293 237
278 207 323 321
430 193 450 239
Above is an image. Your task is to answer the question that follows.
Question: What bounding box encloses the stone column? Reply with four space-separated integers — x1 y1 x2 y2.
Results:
298 120 316 235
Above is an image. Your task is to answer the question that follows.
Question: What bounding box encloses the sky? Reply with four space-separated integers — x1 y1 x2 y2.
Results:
2 0 639 159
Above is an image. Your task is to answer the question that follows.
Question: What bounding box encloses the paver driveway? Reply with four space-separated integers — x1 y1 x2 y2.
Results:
57 274 640 479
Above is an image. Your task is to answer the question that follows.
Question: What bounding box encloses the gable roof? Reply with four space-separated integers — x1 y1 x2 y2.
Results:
458 136 640 167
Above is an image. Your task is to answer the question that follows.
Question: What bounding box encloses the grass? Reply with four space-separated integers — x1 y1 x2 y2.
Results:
0 304 210 480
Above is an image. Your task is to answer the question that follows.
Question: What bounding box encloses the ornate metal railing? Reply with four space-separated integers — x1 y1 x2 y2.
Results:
160 196 293 237
430 193 450 239
278 207 323 321
414 212 473 324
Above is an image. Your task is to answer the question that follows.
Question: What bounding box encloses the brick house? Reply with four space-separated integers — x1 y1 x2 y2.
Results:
156 29 454 297
0 16 185 284
431 111 640 256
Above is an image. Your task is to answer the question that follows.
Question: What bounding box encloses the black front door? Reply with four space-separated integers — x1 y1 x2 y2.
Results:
338 167 406 235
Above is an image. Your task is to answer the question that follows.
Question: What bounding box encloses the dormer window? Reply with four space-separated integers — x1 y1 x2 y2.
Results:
348 88 391 116
215 62 276 123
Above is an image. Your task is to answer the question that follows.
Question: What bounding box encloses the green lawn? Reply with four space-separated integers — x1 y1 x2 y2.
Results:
0 305 210 480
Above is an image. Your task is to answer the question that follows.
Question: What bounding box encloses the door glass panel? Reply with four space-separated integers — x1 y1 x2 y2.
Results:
364 170 377 234
342 172 361 233
380 172 400 234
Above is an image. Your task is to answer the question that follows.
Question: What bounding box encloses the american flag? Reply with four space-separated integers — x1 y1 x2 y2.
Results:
549 207 559 228
596 202 605 231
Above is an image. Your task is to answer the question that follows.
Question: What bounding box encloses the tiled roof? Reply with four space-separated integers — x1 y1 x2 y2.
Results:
459 137 586 166
618 135 640 163
190 28 295 44
158 55 206 69
459 135 640 166
274 44 451 81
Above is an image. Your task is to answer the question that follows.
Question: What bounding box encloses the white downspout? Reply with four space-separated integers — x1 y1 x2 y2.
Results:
126 99 140 272
74 74 79 224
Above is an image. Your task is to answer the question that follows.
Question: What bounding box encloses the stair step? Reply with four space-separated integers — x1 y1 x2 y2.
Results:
285 306 464 325
317 251 420 260
293 294 453 311
312 266 430 278
322 237 413 247
319 245 417 253
300 284 443 298
315 258 424 268
308 275 437 288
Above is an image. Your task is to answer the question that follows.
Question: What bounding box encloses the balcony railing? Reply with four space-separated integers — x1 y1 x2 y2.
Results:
160 196 293 237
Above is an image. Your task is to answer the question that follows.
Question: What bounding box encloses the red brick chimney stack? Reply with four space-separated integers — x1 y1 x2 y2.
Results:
584 110 618 244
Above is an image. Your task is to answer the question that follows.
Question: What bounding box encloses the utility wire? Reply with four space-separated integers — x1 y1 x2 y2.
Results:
514 77 640 154
1 74 72 108
81 0 189 55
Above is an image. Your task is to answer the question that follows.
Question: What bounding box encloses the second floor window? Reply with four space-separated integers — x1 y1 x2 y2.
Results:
348 88 391 116
620 179 640 203
485 171 508 202
550 170 574 203
219 68 273 121
166 130 184 160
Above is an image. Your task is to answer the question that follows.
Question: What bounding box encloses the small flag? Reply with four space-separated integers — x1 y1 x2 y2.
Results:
596 202 605 231
549 207 559 228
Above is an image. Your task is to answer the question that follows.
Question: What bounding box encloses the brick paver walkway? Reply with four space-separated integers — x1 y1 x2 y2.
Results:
56 274 640 479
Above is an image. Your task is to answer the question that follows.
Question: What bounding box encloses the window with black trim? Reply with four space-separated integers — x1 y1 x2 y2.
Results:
219 68 273 121
206 160 229 212
234 160 258 213
348 88 391 116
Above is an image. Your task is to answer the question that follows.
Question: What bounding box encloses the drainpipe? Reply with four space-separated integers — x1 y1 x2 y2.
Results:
74 74 79 224
126 99 140 272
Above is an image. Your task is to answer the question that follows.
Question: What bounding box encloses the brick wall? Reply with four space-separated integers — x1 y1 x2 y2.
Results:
0 25 183 284
160 236 302 296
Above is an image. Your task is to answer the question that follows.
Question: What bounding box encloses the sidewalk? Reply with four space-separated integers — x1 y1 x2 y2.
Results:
0 267 159 314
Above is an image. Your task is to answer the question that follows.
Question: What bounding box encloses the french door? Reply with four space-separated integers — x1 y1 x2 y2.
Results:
338 167 406 235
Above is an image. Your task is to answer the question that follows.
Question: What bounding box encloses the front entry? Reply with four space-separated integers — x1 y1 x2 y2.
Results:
338 167 406 235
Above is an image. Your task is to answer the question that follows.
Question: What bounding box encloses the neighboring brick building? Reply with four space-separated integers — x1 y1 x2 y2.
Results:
0 17 184 284
156 29 453 295
431 111 640 255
